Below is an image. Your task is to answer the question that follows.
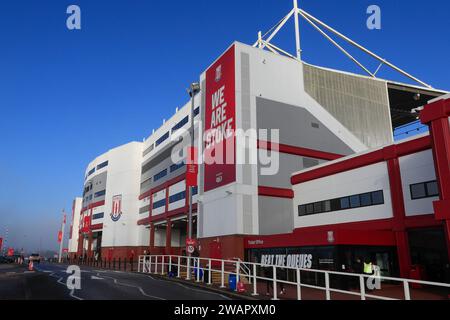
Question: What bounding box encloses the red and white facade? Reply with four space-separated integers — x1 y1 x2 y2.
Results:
68 42 449 282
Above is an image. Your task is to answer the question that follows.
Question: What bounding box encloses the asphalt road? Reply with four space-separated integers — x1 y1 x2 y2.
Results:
0 263 231 300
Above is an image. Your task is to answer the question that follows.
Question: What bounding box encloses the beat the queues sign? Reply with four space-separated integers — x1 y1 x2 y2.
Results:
204 45 236 192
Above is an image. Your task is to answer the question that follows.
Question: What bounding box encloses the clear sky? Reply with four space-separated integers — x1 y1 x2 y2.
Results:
0 0 449 252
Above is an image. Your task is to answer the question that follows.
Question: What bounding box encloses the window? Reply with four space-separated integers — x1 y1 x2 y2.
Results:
170 162 185 173
94 190 106 198
371 190 384 205
88 168 95 176
192 186 198 195
298 190 385 217
410 181 439 200
169 191 186 203
152 199 166 209
92 212 104 220
360 193 372 207
340 197 350 209
154 169 168 182
155 132 169 147
194 107 200 117
96 161 108 170
350 195 360 208
172 116 189 133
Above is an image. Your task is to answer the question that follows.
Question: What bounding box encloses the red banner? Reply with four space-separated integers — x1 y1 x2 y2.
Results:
186 146 198 187
0 238 2 252
204 45 236 192
58 231 63 243
81 215 91 233
7 248 14 257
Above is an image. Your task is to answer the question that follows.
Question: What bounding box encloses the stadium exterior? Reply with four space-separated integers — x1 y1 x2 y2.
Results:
68 6 450 283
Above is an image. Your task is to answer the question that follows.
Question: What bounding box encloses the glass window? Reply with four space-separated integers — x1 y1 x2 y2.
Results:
350 195 360 208
169 191 186 203
172 116 189 133
88 168 95 176
306 204 314 215
154 169 168 182
323 200 331 212
192 186 198 195
152 199 166 209
155 132 170 147
170 162 185 173
340 197 350 209
371 190 384 205
411 183 427 199
426 181 439 197
92 212 104 220
298 205 306 216
96 161 108 170
313 202 322 214
360 193 372 207
194 107 200 117
94 190 106 198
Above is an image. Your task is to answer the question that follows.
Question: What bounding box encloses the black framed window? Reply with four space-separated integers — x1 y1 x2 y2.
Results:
410 180 439 200
169 191 186 203
92 212 104 220
298 190 385 217
96 161 108 170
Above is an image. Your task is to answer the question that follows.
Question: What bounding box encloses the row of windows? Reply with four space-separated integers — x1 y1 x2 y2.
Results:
143 107 200 157
94 190 106 198
92 212 104 220
410 180 439 200
154 169 168 182
298 190 384 217
153 198 166 210
97 161 108 170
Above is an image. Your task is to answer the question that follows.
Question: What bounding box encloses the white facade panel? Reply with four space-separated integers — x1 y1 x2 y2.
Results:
293 162 393 228
399 149 438 216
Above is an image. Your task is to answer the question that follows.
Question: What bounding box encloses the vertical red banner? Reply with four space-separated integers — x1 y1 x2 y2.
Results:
204 45 236 192
0 238 3 252
58 231 63 243
186 146 198 187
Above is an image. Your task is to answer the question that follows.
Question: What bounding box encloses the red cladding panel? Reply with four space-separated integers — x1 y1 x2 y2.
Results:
204 45 236 192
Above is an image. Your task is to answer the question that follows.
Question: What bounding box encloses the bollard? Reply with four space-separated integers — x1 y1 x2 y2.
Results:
113 258 116 270
124 258 127 271
119 258 121 270
130 258 134 272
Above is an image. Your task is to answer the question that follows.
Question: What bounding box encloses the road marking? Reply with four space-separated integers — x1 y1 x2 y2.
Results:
96 273 166 300
6 272 17 275
91 276 104 280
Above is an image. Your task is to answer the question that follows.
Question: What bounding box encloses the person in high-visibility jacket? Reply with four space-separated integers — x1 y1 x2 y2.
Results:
363 258 373 275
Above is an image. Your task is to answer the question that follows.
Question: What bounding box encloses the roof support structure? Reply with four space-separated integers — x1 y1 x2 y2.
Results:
252 1 433 88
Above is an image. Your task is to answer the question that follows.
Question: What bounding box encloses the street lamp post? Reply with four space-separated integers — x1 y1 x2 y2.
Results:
186 82 200 280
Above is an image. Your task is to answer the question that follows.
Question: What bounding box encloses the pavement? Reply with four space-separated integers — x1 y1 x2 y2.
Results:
0 262 232 300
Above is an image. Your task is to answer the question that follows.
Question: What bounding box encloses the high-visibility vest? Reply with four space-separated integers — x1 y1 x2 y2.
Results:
364 262 373 274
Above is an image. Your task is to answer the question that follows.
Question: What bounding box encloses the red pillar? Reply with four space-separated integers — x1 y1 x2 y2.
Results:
385 148 412 278
165 219 172 255
87 232 93 258
149 222 155 253
420 97 450 261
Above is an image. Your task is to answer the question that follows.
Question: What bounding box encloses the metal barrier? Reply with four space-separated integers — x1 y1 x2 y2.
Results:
138 255 450 300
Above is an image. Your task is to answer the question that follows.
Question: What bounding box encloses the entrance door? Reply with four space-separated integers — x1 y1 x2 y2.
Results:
409 227 449 283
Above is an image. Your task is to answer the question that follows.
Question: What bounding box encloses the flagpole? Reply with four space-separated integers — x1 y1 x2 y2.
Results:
58 210 66 263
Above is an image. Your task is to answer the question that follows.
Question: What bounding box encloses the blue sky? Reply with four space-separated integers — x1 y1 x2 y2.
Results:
0 0 449 252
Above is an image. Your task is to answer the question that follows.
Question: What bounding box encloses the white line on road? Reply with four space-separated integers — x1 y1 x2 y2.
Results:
96 273 166 300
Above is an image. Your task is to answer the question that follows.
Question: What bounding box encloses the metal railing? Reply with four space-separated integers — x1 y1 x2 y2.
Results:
138 255 450 300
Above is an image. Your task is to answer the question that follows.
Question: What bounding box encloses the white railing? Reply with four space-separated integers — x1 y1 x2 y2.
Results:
138 255 450 301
